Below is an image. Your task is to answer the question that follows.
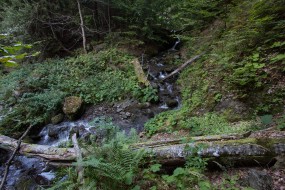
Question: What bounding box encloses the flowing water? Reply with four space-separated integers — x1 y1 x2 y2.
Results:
0 46 182 189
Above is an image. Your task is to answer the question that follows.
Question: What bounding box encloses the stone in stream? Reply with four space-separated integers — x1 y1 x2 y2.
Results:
63 96 84 120
166 99 178 108
51 113 64 125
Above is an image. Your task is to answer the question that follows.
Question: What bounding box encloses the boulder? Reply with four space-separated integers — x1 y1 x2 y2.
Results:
63 96 84 120
166 99 178 108
51 114 64 125
241 169 273 190
214 96 250 121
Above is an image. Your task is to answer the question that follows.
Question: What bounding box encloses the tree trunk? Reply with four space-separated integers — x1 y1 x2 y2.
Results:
0 135 76 161
1 133 285 166
77 0 87 54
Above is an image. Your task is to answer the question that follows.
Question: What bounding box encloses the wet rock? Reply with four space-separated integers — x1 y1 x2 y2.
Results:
139 132 146 138
51 114 64 125
47 125 68 138
273 156 285 169
69 125 86 138
137 102 151 109
145 109 155 118
0 148 9 163
241 169 273 190
63 96 84 120
47 127 58 138
166 99 178 108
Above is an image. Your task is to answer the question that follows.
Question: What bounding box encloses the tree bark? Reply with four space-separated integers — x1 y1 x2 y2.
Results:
77 0 87 54
1 133 285 166
72 134 84 184
0 135 76 161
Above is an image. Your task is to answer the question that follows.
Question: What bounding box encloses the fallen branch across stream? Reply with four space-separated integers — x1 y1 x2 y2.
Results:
162 53 204 81
0 132 285 166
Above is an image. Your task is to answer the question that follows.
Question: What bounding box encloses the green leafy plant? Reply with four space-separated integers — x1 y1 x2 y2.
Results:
0 33 39 68
0 48 149 135
276 115 285 131
50 129 145 190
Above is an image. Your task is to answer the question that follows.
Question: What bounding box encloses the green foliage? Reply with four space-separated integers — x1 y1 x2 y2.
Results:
259 114 273 126
0 34 38 68
132 86 158 103
144 110 178 136
50 129 145 190
183 113 254 136
226 53 267 87
0 48 149 135
276 115 285 131
168 0 223 31
111 0 173 43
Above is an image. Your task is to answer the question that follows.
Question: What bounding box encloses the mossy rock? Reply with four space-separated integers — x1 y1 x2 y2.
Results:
51 113 64 125
63 96 84 120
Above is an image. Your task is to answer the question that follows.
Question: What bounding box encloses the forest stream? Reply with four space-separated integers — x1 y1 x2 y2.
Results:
0 45 182 189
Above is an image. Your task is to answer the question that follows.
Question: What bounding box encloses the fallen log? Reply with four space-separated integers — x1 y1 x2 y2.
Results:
0 135 76 161
0 133 285 165
162 53 204 81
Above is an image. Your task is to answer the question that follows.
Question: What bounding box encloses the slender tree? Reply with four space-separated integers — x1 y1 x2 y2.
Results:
77 0 87 54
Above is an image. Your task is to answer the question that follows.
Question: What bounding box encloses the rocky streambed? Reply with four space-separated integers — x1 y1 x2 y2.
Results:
0 49 183 189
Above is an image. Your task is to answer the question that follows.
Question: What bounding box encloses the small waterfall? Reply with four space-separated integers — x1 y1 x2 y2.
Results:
38 120 93 147
159 104 169 109
170 36 181 51
156 62 164 67
166 83 173 94
158 71 167 79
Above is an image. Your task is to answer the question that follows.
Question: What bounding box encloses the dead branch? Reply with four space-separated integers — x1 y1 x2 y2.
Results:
72 133 84 184
162 53 204 81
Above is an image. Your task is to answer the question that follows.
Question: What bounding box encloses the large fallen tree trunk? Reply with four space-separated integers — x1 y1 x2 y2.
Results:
1 133 285 165
0 135 76 161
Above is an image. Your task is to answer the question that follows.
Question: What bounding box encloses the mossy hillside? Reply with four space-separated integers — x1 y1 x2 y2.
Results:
0 48 157 136
145 0 285 136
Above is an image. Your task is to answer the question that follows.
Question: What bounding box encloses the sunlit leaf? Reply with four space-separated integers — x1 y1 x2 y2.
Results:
3 60 18 67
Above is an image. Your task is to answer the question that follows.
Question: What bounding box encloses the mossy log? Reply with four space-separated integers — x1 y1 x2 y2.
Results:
0 134 285 165
0 135 76 161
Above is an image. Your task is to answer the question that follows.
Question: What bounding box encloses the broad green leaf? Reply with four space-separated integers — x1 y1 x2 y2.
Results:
271 54 285 63
15 53 27 59
150 164 161 172
4 60 18 67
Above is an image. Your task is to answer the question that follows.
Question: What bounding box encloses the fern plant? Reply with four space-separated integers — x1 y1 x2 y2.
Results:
50 129 145 190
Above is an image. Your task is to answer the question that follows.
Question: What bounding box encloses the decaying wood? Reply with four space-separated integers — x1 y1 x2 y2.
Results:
0 135 76 161
162 53 204 81
0 125 33 190
1 133 285 166
132 58 150 86
72 133 84 184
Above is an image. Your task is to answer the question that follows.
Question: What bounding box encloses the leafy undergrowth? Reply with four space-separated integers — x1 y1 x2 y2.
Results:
50 124 256 190
0 48 157 136
145 111 259 137
145 0 285 137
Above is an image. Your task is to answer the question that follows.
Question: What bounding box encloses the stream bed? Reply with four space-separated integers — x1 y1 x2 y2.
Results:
0 48 183 189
